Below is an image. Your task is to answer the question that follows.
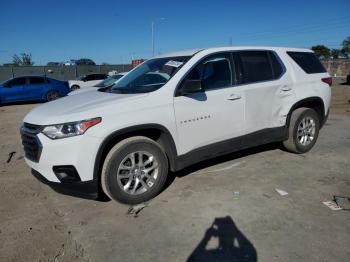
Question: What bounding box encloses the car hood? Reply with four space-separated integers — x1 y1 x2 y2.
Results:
68 86 98 96
24 90 148 125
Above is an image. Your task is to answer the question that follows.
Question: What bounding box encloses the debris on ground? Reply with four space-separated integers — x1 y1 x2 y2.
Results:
334 196 350 210
127 203 147 217
232 191 240 199
6 151 16 163
275 188 288 196
322 201 342 211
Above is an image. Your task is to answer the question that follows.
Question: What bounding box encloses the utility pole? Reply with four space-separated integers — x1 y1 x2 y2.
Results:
229 36 233 46
151 18 164 57
151 21 155 57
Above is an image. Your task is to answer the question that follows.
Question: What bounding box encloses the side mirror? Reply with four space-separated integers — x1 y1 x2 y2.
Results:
180 80 204 95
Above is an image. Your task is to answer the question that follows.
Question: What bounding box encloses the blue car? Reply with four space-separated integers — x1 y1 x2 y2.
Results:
0 76 70 104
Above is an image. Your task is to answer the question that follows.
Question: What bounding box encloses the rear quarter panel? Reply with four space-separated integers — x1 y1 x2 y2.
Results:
284 53 331 116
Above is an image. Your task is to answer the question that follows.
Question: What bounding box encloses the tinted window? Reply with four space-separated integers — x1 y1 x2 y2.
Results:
95 74 108 80
29 77 45 84
287 51 326 74
6 77 26 87
184 54 233 91
269 52 284 78
238 51 273 84
84 75 95 81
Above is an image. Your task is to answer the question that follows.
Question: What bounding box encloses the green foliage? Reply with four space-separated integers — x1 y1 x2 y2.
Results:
330 49 341 59
341 36 350 58
311 45 330 59
12 53 34 66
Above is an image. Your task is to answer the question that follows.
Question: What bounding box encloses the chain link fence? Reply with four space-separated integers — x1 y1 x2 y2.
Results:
0 64 132 82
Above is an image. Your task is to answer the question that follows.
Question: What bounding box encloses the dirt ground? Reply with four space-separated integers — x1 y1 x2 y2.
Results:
0 77 349 262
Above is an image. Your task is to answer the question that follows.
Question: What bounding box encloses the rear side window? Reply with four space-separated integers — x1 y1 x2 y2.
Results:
287 51 326 74
269 52 284 78
95 74 108 80
29 77 45 84
237 51 273 84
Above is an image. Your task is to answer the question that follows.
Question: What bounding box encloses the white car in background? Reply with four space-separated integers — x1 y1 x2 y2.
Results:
68 73 108 90
68 73 127 96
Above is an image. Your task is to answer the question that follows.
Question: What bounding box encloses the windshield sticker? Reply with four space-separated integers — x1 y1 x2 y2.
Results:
165 60 184 68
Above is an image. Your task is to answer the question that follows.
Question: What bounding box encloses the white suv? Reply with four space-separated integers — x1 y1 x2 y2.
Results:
21 47 331 204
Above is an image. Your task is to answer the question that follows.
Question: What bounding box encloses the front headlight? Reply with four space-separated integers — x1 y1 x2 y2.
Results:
42 117 101 139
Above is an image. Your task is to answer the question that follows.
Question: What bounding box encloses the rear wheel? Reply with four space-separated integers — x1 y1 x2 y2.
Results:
283 107 320 153
101 136 169 204
71 85 80 91
46 90 60 101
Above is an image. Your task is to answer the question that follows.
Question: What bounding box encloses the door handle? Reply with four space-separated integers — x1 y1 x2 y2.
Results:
281 85 292 91
227 94 241 100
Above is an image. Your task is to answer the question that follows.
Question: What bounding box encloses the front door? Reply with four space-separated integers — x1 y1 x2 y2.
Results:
1 77 27 102
174 53 245 155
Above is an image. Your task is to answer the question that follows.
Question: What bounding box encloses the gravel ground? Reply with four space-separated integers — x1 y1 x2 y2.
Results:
0 77 349 262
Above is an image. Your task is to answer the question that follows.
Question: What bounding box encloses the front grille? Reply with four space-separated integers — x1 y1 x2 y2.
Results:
22 122 42 134
21 123 42 162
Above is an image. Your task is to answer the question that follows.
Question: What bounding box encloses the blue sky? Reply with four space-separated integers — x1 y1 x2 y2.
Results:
0 0 349 65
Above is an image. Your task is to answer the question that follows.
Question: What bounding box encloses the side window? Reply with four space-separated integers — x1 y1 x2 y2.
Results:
268 52 284 78
95 74 107 80
237 51 273 84
183 54 233 91
84 75 94 81
6 77 26 87
287 51 326 74
29 77 45 84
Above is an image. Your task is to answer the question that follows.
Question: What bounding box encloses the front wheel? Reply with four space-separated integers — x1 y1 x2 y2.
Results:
101 136 169 204
283 107 320 154
46 90 60 101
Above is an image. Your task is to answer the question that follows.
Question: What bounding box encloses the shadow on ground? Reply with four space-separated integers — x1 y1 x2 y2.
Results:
187 216 257 262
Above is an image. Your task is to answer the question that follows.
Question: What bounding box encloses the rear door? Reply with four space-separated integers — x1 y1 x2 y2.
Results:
234 50 294 133
0 77 27 102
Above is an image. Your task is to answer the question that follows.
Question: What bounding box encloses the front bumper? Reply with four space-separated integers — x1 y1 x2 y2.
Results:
31 169 98 199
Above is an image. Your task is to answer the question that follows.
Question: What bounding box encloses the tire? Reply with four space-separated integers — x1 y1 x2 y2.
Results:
71 85 80 91
46 90 60 101
101 136 169 204
283 107 320 154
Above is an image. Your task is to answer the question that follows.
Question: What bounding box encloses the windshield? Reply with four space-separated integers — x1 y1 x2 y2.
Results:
105 56 190 94
95 74 123 87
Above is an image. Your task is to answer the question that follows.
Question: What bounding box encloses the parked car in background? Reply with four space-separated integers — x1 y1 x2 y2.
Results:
47 62 62 66
64 59 77 66
68 73 127 96
95 73 126 88
68 73 108 90
76 58 96 65
0 76 70 104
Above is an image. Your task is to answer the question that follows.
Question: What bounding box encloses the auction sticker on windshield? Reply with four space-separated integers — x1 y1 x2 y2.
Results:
165 60 184 68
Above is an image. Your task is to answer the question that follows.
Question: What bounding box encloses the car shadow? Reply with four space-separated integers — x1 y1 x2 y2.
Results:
162 142 281 191
187 216 257 262
0 101 43 107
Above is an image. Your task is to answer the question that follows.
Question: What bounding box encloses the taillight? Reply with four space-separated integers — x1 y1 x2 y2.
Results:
321 77 332 86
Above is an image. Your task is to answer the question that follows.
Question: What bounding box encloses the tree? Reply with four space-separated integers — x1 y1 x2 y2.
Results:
12 54 22 66
330 48 342 59
341 36 350 58
311 45 330 59
12 53 34 66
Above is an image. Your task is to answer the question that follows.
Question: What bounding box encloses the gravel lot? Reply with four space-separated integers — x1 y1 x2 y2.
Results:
0 77 349 262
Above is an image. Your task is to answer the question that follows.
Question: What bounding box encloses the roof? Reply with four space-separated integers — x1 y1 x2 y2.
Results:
153 46 312 58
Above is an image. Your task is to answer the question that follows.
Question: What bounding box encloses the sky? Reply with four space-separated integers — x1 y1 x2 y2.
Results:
0 0 349 65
